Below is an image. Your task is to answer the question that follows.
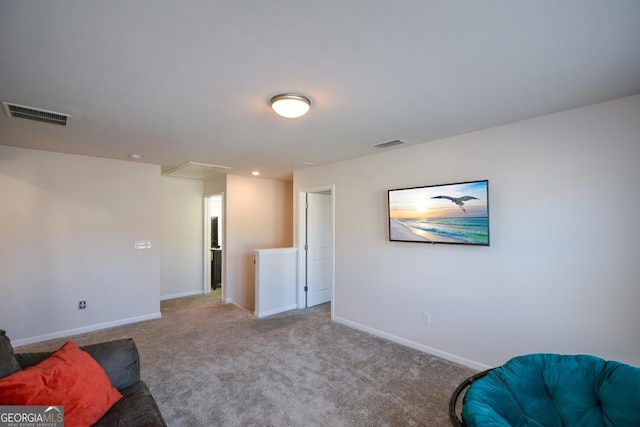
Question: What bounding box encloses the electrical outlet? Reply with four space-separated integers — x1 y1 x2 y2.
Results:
78 300 86 310
422 312 431 325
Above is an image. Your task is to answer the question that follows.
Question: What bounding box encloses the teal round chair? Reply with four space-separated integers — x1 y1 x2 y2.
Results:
449 354 640 426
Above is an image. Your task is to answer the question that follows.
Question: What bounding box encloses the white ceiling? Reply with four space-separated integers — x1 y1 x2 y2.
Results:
1 1 639 181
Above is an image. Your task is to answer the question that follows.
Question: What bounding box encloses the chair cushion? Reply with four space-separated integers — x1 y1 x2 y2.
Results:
0 330 21 379
93 381 167 427
15 338 141 391
0 341 122 427
462 354 640 427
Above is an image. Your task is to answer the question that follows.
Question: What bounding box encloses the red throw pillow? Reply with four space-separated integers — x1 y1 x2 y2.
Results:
0 341 122 427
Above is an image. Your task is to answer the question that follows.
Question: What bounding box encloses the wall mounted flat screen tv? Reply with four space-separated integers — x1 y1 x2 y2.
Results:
388 180 489 246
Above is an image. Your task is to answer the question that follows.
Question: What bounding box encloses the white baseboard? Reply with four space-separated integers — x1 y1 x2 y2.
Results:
333 315 491 371
160 290 203 301
12 312 162 348
254 304 298 319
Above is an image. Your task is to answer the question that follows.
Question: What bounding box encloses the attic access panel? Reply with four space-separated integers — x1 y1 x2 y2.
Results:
162 162 230 180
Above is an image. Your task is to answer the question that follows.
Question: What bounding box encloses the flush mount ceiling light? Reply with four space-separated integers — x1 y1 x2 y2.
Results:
270 93 311 118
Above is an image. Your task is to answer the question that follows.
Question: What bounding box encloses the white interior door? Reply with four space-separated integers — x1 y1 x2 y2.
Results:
306 192 332 307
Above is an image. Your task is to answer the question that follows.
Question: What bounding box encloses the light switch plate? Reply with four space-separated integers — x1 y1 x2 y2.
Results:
134 240 151 250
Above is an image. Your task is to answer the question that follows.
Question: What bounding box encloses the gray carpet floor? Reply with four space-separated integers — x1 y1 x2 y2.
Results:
16 293 476 426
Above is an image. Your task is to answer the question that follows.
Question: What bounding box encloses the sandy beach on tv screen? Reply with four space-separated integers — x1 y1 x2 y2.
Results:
389 219 466 243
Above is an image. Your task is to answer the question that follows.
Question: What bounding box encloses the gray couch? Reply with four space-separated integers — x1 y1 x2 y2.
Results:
1 331 166 426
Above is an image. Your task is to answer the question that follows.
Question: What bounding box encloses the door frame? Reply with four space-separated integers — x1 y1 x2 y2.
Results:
204 192 225 301
297 185 335 318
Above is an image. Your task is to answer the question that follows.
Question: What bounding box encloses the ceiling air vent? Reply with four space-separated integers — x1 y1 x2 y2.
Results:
372 139 406 149
2 102 70 126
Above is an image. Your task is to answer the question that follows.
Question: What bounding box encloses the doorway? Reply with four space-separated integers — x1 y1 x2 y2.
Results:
204 193 224 300
298 186 335 316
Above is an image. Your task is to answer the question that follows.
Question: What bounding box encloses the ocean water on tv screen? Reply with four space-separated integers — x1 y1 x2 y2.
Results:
398 216 488 244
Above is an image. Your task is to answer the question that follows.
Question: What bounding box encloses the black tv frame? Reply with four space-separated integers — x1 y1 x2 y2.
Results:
388 179 489 246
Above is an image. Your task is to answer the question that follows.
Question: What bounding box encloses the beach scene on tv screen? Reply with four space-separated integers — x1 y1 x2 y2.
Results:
389 181 489 245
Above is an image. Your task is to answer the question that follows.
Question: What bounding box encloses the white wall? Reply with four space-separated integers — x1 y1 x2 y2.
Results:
224 175 293 311
160 176 204 299
0 146 162 345
293 95 640 369
203 174 226 196
254 248 298 318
